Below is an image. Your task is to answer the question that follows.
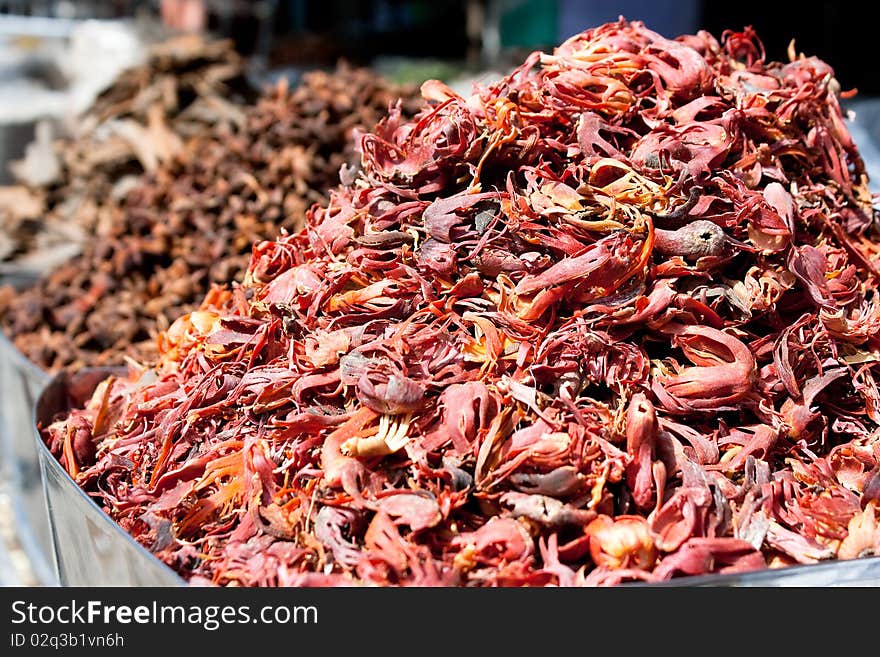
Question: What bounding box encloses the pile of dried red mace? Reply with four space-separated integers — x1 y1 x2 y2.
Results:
45 20 880 586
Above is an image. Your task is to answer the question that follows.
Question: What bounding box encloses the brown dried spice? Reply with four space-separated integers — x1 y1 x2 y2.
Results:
1 65 420 371
0 35 254 277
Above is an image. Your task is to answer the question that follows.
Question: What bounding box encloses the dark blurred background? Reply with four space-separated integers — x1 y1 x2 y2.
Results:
265 0 876 93
269 1 879 95
2 1 871 90
701 2 875 94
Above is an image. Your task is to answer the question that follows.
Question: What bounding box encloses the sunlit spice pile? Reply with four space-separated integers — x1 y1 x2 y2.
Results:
46 20 880 586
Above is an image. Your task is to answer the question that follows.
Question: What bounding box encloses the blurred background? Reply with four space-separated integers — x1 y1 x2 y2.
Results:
1 0 879 585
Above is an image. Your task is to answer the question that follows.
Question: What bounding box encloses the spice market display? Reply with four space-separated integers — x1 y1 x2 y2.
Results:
0 65 420 371
37 20 880 586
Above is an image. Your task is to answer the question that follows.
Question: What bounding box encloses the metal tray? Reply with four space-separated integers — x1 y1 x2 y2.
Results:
32 367 880 587
34 367 183 586
0 330 54 584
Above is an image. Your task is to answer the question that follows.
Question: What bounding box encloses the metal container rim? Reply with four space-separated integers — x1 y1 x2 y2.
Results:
34 367 186 586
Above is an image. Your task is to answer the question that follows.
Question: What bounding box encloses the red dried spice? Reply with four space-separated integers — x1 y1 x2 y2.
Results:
45 20 880 586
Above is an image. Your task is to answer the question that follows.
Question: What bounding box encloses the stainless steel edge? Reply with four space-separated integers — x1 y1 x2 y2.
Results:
0 331 55 584
658 554 880 587
33 367 184 586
